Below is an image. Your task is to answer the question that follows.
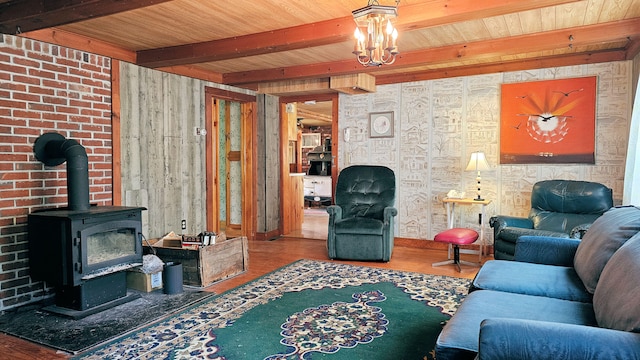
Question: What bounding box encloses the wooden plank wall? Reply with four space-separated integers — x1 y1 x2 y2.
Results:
256 94 281 235
118 62 258 239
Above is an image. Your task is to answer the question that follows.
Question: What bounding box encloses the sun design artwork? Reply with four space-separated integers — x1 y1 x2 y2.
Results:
516 88 583 144
500 76 596 164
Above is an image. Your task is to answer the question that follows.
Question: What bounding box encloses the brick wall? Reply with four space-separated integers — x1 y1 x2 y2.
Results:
0 35 112 310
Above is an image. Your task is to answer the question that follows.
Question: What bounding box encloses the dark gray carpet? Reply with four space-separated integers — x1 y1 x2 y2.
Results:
0 289 214 354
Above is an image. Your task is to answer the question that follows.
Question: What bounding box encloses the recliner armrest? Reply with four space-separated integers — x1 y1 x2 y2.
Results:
490 215 533 231
383 207 398 226
477 318 640 360
570 222 592 239
326 205 342 221
514 235 580 266
495 227 571 247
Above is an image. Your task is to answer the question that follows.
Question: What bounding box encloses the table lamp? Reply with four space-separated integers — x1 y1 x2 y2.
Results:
465 151 490 201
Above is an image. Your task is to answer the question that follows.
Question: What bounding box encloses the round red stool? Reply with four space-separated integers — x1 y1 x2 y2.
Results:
432 228 480 272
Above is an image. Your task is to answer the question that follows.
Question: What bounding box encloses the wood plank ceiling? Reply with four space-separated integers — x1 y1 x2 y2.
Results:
2 0 640 99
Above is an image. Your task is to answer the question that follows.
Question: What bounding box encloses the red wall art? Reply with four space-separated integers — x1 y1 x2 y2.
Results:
500 76 597 164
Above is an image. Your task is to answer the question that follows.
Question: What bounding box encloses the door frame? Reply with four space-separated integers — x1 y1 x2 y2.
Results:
205 87 257 239
279 93 339 236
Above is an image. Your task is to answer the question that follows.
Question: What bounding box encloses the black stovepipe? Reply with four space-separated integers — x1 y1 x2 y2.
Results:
34 132 90 211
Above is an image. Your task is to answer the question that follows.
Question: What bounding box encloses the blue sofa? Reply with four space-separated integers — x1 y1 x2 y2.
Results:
436 205 640 360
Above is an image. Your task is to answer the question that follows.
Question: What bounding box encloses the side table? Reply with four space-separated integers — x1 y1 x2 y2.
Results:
442 197 492 261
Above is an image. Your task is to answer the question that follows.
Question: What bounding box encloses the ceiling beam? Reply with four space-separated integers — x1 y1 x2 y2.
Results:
223 18 640 85
136 0 581 68
20 28 226 83
375 50 628 85
156 65 224 84
21 28 137 63
0 0 174 35
625 37 640 59
297 109 333 124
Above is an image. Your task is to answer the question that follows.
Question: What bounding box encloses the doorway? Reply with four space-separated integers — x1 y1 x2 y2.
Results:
280 94 338 240
205 87 257 239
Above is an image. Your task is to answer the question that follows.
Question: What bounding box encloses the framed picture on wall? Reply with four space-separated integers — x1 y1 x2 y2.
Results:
369 111 394 138
499 76 597 164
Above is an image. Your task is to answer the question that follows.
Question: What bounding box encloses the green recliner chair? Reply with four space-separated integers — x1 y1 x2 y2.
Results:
326 165 397 261
490 179 614 260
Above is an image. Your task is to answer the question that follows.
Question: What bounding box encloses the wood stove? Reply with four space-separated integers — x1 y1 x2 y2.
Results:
28 206 145 313
28 133 145 318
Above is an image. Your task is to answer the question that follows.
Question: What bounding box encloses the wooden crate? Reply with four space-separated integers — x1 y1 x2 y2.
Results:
145 236 248 287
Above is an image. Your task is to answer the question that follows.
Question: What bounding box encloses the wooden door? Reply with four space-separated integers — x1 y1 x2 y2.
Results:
205 88 256 239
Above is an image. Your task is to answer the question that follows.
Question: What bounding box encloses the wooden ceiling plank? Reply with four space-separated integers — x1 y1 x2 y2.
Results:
223 18 640 85
0 0 174 34
397 0 581 31
136 0 582 68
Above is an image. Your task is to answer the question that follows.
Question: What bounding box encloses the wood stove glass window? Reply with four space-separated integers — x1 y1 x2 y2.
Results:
87 228 137 266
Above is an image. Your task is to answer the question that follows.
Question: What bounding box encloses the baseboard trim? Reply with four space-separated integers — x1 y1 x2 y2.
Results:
251 233 494 254
254 229 281 241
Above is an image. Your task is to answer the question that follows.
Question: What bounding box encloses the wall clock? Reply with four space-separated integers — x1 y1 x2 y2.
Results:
499 76 596 164
369 111 394 138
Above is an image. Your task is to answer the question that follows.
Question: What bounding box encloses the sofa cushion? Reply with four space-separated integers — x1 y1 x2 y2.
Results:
593 232 640 332
471 260 592 302
435 290 597 360
573 205 640 293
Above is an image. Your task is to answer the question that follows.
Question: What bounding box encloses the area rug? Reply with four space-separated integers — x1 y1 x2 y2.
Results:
0 289 214 354
76 259 470 359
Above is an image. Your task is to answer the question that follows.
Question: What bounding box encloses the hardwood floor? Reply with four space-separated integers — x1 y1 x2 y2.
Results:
0 209 484 359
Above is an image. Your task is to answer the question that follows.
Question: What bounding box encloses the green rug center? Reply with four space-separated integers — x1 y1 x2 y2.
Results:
213 282 448 359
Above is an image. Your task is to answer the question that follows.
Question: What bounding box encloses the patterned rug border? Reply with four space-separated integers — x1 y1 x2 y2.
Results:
75 259 471 359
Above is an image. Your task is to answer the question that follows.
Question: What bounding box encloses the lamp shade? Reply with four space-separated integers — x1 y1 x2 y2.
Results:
465 152 490 172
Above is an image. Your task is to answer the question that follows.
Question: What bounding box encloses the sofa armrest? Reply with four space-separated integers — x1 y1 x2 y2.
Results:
489 215 533 231
513 235 580 266
477 318 640 360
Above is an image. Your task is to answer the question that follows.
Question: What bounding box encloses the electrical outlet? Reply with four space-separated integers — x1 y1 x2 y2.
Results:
181 219 187 230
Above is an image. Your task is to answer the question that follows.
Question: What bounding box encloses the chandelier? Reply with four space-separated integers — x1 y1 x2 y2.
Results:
352 0 399 67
